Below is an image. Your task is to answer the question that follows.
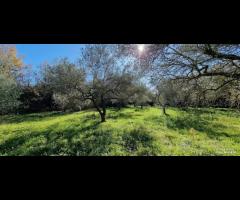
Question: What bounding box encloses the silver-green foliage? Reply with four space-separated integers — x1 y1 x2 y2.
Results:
0 74 21 114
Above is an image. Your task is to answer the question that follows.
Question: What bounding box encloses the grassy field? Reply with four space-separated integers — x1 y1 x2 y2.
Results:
0 107 240 156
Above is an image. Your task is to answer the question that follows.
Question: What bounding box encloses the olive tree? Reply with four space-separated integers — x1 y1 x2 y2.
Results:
147 44 240 88
137 44 240 109
128 84 151 108
78 45 136 122
0 74 21 114
42 58 86 111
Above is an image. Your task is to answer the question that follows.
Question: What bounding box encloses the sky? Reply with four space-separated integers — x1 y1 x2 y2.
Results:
15 44 151 86
16 44 84 72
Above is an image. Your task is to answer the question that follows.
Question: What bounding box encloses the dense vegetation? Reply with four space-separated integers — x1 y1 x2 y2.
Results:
0 44 240 156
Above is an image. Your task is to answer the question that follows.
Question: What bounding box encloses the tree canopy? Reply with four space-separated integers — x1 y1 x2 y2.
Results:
1 44 240 119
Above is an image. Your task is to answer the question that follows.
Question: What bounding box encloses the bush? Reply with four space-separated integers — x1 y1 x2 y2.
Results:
0 74 21 115
18 85 55 113
53 92 90 112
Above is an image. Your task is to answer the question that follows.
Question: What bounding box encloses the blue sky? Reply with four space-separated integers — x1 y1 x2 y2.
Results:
16 44 84 71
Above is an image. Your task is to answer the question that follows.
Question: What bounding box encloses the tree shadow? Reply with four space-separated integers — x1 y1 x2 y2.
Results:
164 113 240 141
0 114 116 156
72 110 139 122
181 107 240 118
121 126 159 156
108 110 143 120
109 112 134 120
165 114 209 132
0 113 160 156
0 111 69 125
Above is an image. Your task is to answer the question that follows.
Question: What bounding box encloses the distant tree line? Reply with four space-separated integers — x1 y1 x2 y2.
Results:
0 44 240 121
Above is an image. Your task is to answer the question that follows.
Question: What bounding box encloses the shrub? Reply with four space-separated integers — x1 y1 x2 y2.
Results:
0 74 21 114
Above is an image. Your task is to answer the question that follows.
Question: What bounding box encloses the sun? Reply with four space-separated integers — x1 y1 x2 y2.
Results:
138 44 145 53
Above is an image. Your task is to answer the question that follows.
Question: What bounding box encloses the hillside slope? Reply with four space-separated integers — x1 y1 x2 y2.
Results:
0 107 240 156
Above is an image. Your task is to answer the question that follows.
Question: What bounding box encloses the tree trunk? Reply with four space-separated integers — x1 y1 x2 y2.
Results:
100 112 106 122
100 96 106 122
162 104 167 115
92 97 107 123
101 106 106 122
95 108 106 123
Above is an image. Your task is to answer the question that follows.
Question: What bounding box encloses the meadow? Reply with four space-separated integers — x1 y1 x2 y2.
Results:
0 107 240 156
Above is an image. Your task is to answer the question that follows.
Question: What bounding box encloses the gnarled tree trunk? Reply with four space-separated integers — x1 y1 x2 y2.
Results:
100 110 106 122
162 104 167 115
92 98 106 123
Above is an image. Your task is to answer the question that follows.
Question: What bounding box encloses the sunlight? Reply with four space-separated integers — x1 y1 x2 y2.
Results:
137 44 145 53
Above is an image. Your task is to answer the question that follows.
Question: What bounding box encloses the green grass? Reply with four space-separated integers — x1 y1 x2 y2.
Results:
0 107 240 156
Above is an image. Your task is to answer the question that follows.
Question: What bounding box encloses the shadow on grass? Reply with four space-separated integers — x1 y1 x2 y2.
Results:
0 115 159 156
0 118 102 155
108 111 142 120
164 113 240 141
122 127 158 155
0 111 69 125
180 107 240 118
